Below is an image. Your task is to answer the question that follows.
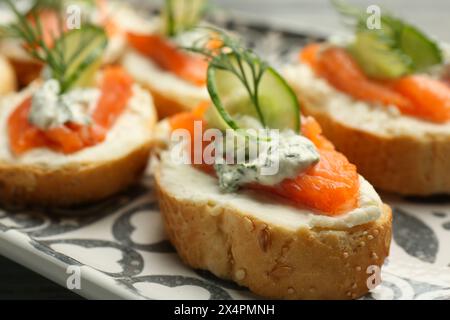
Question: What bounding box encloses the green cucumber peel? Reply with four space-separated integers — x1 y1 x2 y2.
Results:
190 29 300 134
332 0 443 77
163 0 208 37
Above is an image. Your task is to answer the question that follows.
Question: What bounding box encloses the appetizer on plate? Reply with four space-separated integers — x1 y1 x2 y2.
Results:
119 0 212 118
0 0 127 87
155 32 392 299
284 0 450 195
0 2 156 206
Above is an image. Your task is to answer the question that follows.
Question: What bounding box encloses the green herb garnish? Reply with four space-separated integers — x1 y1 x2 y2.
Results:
1 0 107 93
186 28 300 132
332 0 443 78
28 0 62 12
191 30 268 129
163 0 208 37
29 0 95 13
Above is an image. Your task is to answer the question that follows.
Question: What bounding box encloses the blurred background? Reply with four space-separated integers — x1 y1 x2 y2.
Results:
215 0 450 41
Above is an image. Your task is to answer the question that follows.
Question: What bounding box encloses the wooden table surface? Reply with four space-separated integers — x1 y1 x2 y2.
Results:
0 0 448 300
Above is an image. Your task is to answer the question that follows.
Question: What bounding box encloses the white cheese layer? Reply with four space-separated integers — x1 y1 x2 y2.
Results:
104 1 210 110
158 152 383 230
121 49 209 109
283 63 450 138
29 79 99 129
214 130 320 192
104 2 160 35
0 84 155 167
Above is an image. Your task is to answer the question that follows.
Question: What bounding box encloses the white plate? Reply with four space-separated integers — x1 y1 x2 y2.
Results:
1 170 450 300
1 14 450 300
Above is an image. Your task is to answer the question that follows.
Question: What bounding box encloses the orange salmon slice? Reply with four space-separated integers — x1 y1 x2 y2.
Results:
8 67 133 155
168 106 360 216
300 43 450 123
127 33 208 86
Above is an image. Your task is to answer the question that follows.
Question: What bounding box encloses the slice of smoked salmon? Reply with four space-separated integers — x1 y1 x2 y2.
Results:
252 117 359 215
268 149 359 215
169 101 212 173
127 33 207 86
301 44 450 123
169 101 209 133
8 98 50 154
96 0 120 37
392 75 450 123
8 67 133 155
92 66 134 129
313 46 414 113
299 43 322 73
44 126 86 154
168 108 360 215
300 115 335 151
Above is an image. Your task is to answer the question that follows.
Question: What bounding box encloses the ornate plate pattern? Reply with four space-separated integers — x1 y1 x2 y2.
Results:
0 13 450 300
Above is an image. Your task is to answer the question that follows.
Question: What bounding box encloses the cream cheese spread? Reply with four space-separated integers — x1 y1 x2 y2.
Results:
28 79 99 129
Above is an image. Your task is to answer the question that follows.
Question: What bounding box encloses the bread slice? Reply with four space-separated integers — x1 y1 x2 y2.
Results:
0 85 157 207
0 38 42 88
0 0 132 88
155 153 392 300
0 55 17 94
121 49 209 118
284 64 450 196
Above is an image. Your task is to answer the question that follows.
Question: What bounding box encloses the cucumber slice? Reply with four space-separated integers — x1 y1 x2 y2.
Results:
399 24 443 72
66 0 95 6
206 55 300 132
333 1 443 78
53 25 107 91
350 31 412 79
163 0 207 37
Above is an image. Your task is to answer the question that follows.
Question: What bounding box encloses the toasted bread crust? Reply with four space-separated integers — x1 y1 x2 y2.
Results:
7 57 42 88
145 85 193 118
0 142 152 207
0 55 18 94
300 96 450 195
0 84 157 207
155 170 392 300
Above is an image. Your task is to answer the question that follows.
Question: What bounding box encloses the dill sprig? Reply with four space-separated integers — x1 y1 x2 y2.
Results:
331 0 442 73
332 0 407 60
164 0 208 37
1 0 106 93
2 0 63 69
331 0 368 29
30 0 63 12
331 0 402 36
185 28 269 129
